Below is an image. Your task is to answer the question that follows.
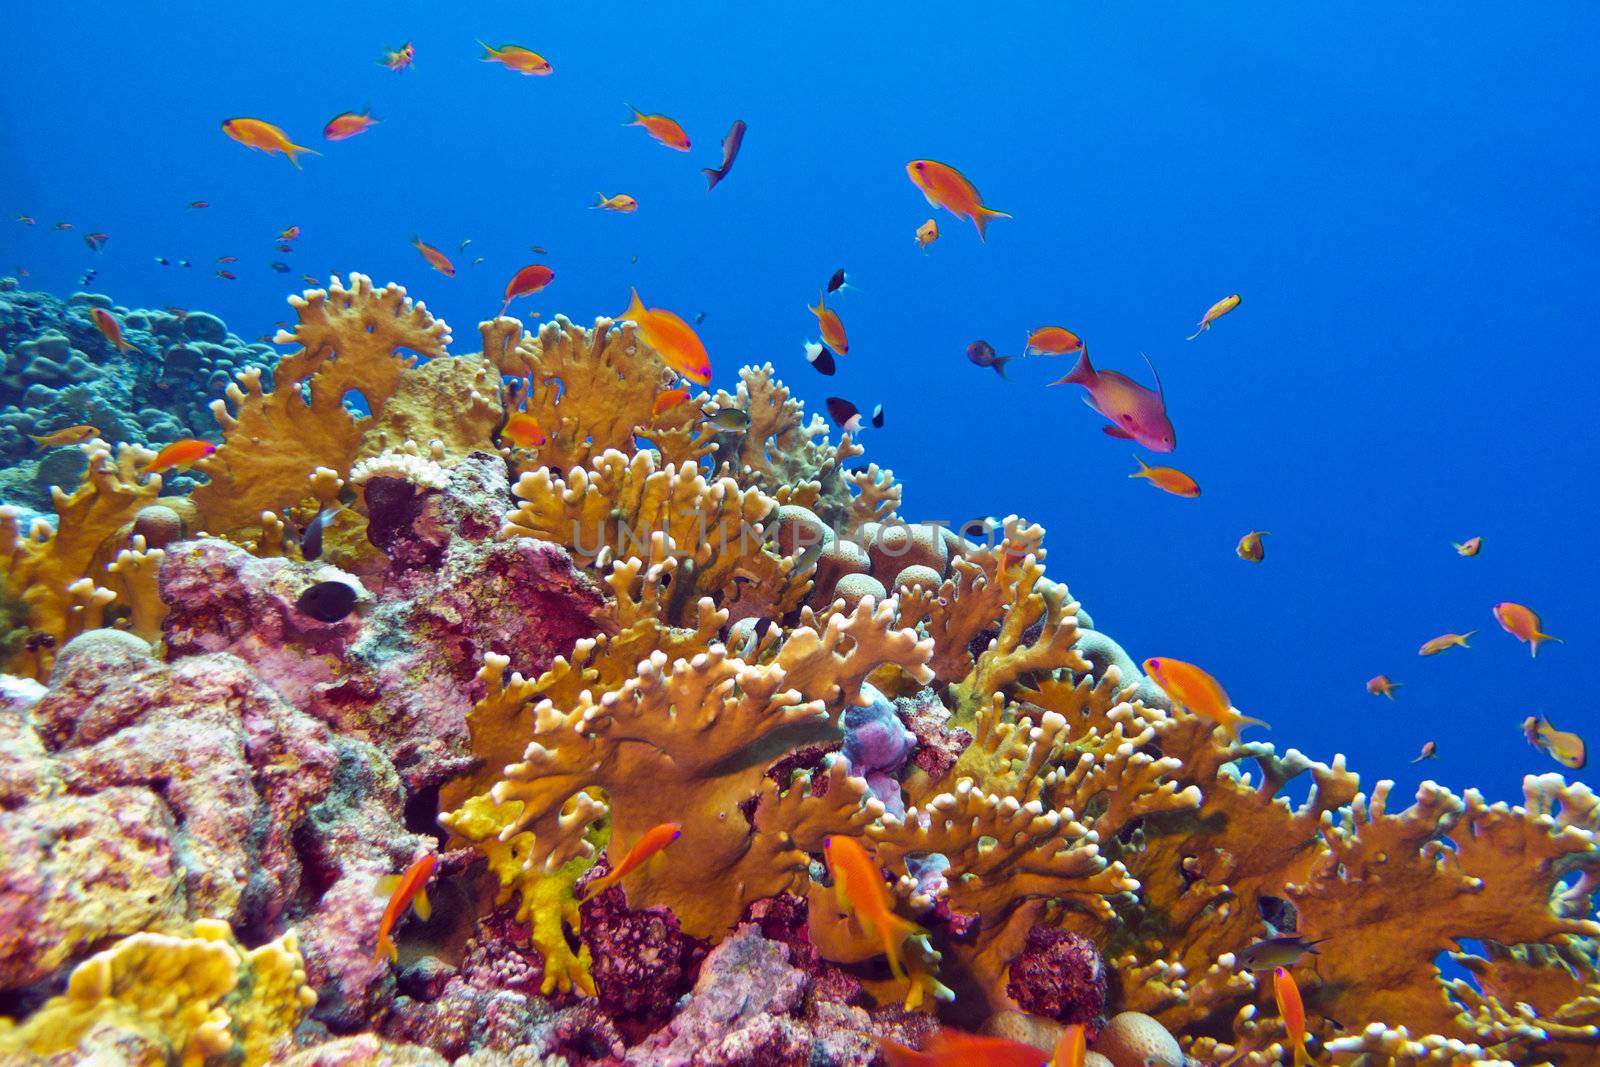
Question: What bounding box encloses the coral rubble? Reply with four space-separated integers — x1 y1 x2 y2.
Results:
0 278 1594 1066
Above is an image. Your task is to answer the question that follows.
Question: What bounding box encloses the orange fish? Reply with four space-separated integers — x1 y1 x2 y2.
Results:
879 1027 1049 1067
915 218 939 250
1493 602 1561 657
278 226 300 241
501 411 546 448
652 387 691 418
221 118 319 169
380 42 415 71
1143 657 1269 741
823 835 926 988
1186 294 1241 340
1419 631 1474 656
143 438 216 474
373 853 436 963
89 308 137 353
906 159 1011 241
1412 740 1439 763
624 104 690 151
324 110 378 141
1273 967 1312 1067
479 41 552 75
808 291 849 356
1366 674 1402 699
29 424 99 449
618 289 712 385
1236 530 1269 562
1453 536 1482 557
1024 326 1084 357
500 264 555 314
412 235 455 277
1130 456 1199 497
593 193 638 213
1052 1024 1086 1067
579 822 681 904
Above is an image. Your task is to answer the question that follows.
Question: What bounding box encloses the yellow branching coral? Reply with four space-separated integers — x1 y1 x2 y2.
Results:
947 555 1087 723
354 350 503 465
190 273 450 534
0 439 161 677
0 918 315 1066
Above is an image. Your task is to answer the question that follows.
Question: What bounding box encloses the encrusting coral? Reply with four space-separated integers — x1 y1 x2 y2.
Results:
0 276 1595 1067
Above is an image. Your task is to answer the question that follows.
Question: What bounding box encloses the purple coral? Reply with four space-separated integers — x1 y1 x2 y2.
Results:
839 683 916 818
580 884 709 1037
1005 924 1108 1025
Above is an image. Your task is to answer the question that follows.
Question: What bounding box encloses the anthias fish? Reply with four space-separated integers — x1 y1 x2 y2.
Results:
703 119 747 190
412 235 456 277
1453 536 1482 556
1236 530 1269 562
222 118 319 168
380 42 415 72
1024 326 1084 356
372 853 436 962
479 41 552 75
1273 967 1313 1067
906 159 1011 241
143 438 215 473
1130 456 1200 498
593 193 638 212
1143 656 1269 741
324 110 378 141
823 835 926 986
1412 740 1439 763
1366 674 1402 698
30 424 99 449
501 264 555 313
1186 293 1241 340
501 412 546 448
1493 601 1561 657
809 291 848 355
966 340 1012 378
1524 715 1586 770
618 289 712 384
915 218 939 249
1052 349 1176 452
89 308 136 353
1418 630 1474 656
624 105 690 150
879 1027 1048 1067
579 823 682 904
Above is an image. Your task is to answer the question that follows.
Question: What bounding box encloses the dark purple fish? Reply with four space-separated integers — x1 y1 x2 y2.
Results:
296 579 359 622
703 119 747 191
966 339 1012 378
825 397 861 433
300 504 340 561
826 268 852 294
83 232 109 253
804 341 835 375
269 261 290 273
870 403 884 429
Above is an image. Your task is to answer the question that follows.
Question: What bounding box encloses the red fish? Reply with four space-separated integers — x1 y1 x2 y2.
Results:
89 308 136 353
324 110 378 141
501 264 555 314
906 159 1010 241
579 822 681 903
373 853 436 962
1051 349 1175 452
703 119 747 191
879 1027 1048 1067
143 438 215 473
624 104 690 150
652 388 691 418
824 835 927 989
412 235 455 277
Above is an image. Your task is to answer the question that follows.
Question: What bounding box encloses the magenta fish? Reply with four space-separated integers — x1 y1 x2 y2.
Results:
1050 349 1176 452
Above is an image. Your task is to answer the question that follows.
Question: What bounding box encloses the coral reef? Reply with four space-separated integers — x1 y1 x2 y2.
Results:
0 279 1594 1067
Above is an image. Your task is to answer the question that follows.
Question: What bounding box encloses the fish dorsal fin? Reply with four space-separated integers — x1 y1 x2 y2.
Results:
413 887 432 921
1140 350 1165 404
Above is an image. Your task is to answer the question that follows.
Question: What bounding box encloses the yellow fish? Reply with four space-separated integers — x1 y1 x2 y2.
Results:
593 193 638 213
1236 530 1268 562
1130 456 1199 498
29 424 99 449
1419 631 1474 656
1185 293 1240 340
1142 656 1269 742
1523 715 1586 770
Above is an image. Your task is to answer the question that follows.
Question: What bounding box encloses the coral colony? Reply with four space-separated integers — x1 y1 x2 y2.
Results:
1 274 1597 1066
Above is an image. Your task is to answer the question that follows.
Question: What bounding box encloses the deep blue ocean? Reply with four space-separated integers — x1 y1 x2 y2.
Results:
3 3 1595 803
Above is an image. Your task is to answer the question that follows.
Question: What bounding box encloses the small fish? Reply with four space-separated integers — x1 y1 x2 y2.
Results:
372 853 436 963
1142 657 1269 741
1236 935 1326 972
380 42 415 72
1493 602 1561 658
221 117 319 168
296 580 360 622
1024 326 1085 357
593 193 638 213
1523 715 1586 770
83 232 108 253
501 264 555 314
216 255 238 264
178 259 192 268
809 291 849 355
472 256 486 266
215 270 237 280
1412 740 1439 763
501 411 547 448
914 218 939 250
826 268 855 294
618 289 712 385
302 274 320 285
15 215 35 225
278 226 301 241
458 238 473 252
53 221 73 230
188 201 209 210
1273 967 1312 1067
412 235 456 277
1453 536 1482 557
702 407 751 433
88 308 137 353
871 403 884 429
276 242 294 253
1052 349 1176 451
824 835 927 991
1236 530 1269 562
880 1028 1048 1067
966 340 1012 378
530 244 548 254
826 397 863 433
703 118 747 190
269 261 290 273
29 424 99 449
14 266 26 277
804 340 836 375
299 504 341 562
1186 294 1241 340
651 388 691 418
906 159 1010 241
579 822 682 904
1418 631 1475 656
624 104 690 151
1366 674 1402 699
1053 1024 1086 1067
320 108 378 143
694 311 706 325
479 41 552 75
143 438 215 473
154 257 170 266
1131 456 1200 498
792 542 823 574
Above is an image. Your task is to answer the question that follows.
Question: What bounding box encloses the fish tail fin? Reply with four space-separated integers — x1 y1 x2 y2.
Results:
1185 322 1206 341
372 933 395 964
622 103 641 125
1129 454 1151 477
477 40 497 59
702 167 723 191
992 355 1011 379
1532 632 1562 657
1238 712 1271 732
1460 629 1478 646
592 193 606 208
284 142 320 169
972 206 1011 242
1051 346 1096 388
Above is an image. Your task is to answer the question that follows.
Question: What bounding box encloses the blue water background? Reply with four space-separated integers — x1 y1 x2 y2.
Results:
3 2 1597 804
